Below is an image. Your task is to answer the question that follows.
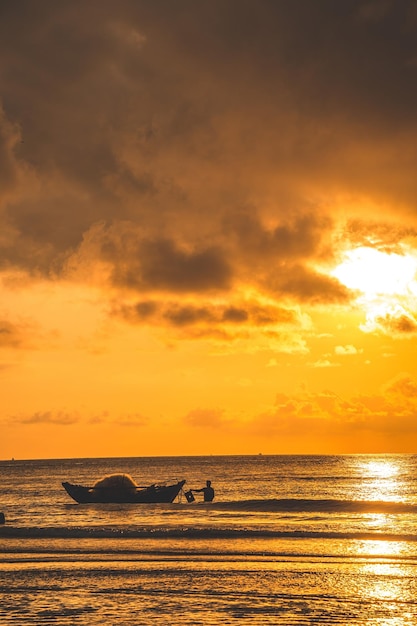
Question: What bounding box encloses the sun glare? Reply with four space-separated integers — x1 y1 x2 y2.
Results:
363 460 398 479
332 246 417 331
332 247 417 297
358 459 401 502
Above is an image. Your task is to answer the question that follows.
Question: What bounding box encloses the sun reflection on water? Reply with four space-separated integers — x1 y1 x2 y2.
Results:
359 557 414 616
355 539 407 558
357 459 402 503
363 513 390 531
364 461 398 479
353 539 415 622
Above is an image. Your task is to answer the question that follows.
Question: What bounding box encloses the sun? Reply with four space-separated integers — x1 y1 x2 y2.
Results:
332 247 417 297
331 246 417 332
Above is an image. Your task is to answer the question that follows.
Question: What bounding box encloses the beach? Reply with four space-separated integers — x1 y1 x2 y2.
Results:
1 455 417 624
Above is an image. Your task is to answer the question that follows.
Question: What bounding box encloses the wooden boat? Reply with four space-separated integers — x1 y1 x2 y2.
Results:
62 473 186 504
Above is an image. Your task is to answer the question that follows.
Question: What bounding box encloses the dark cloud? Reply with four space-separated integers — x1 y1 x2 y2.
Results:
163 305 215 327
99 229 232 293
374 312 417 335
127 300 158 320
1 0 417 306
269 264 351 304
13 410 78 425
116 299 299 331
222 210 352 302
0 319 31 349
222 307 249 323
343 220 417 252
136 239 231 292
76 212 350 304
226 211 332 261
114 297 308 347
0 106 20 196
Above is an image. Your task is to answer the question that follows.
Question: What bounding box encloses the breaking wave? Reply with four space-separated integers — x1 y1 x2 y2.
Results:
2 498 417 541
1 526 417 542
212 497 417 514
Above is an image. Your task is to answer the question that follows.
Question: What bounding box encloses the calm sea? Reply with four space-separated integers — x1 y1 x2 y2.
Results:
2 454 417 625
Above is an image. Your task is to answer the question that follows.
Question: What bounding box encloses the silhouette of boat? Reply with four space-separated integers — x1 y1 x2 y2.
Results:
62 473 186 504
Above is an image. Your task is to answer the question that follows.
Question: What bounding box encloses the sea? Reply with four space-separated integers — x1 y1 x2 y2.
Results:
2 454 417 625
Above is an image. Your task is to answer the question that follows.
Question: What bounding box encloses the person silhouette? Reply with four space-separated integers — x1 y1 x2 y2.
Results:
193 480 215 502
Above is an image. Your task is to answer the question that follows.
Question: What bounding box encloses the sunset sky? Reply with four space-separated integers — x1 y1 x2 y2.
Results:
2 0 417 459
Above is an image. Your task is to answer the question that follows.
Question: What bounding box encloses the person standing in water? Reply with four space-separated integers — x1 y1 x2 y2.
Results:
193 480 215 502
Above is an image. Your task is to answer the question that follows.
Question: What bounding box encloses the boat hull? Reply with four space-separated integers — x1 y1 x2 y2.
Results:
62 479 186 504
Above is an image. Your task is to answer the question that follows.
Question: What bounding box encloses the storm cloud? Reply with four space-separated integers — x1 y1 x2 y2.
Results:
1 0 416 320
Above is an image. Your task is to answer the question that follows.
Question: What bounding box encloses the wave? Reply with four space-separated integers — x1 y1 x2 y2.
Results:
2 525 417 542
212 498 417 514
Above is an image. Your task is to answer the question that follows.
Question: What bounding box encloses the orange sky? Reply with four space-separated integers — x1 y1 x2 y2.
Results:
2 0 417 459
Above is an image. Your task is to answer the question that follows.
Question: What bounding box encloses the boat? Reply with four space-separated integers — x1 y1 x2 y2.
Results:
62 473 187 504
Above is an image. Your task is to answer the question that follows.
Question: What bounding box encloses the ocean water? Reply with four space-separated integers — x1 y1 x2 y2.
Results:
1 455 417 625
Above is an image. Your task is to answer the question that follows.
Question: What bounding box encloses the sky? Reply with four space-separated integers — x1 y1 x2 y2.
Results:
2 0 417 459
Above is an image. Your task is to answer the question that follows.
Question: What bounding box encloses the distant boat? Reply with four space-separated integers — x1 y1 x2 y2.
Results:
62 473 186 504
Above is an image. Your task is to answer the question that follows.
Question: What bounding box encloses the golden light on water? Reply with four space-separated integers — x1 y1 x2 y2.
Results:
364 513 389 529
356 540 404 558
354 540 413 616
361 561 411 606
357 459 401 502
364 460 399 479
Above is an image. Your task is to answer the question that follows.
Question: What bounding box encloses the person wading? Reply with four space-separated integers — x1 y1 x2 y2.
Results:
193 480 215 502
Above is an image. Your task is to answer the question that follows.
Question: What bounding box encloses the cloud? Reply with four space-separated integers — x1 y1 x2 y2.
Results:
335 344 360 355
183 407 232 430
247 374 417 442
0 0 416 332
383 373 417 397
361 308 417 336
269 264 351 304
116 299 298 328
0 318 35 349
113 298 308 350
225 211 332 262
111 297 311 354
310 359 340 368
0 320 23 348
12 410 79 425
9 408 149 428
0 104 21 198
117 412 149 427
68 221 233 294
69 213 351 309
164 305 215 327
376 312 417 334
342 219 417 251
224 210 352 303
113 238 232 293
